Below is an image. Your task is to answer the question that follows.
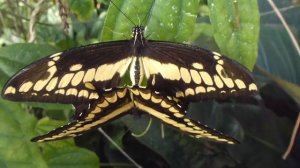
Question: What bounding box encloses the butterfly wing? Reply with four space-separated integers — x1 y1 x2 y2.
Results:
2 41 133 104
141 41 258 102
31 88 132 142
130 87 238 144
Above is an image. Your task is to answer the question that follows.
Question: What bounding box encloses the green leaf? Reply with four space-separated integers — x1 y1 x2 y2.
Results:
0 98 99 168
67 0 95 21
257 24 300 84
101 0 199 42
44 147 99 168
0 44 57 87
208 0 260 70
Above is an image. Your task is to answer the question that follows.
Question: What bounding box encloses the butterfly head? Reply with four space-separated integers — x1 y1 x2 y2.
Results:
132 26 145 46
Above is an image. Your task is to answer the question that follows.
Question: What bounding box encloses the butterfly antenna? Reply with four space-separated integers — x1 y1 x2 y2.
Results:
110 0 136 26
141 0 155 26
137 15 141 26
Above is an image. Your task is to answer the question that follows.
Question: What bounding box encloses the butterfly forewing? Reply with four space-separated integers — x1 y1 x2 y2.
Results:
141 41 258 101
2 41 133 104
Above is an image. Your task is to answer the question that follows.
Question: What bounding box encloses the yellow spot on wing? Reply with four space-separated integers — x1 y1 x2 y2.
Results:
95 58 131 82
91 106 101 114
71 71 85 86
69 64 83 71
216 65 234 88
103 65 114 80
207 87 216 92
83 68 96 82
141 57 160 78
185 88 195 96
105 93 118 103
174 113 184 118
199 71 213 85
95 64 108 81
217 60 224 65
97 99 109 108
89 92 99 99
180 67 191 83
46 77 58 91
212 51 221 57
55 89 65 95
85 82 96 90
234 79 246 89
66 88 78 96
129 57 137 85
130 88 139 95
59 73 74 88
19 81 33 92
213 75 224 88
49 52 62 58
192 63 204 70
249 83 258 91
195 86 206 93
48 61 55 66
78 90 89 98
52 56 60 61
118 58 132 76
151 95 162 103
142 58 183 81
214 55 220 60
175 91 184 98
190 69 201 84
140 90 151 100
160 63 181 80
34 66 57 91
85 113 95 120
117 89 127 98
169 107 179 113
4 86 16 94
161 100 171 108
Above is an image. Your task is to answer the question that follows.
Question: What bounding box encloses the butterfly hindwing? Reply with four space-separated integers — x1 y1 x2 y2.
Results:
2 41 133 104
141 41 258 101
131 87 238 144
31 88 132 142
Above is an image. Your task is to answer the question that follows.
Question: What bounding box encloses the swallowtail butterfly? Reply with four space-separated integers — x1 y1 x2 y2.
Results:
2 25 258 144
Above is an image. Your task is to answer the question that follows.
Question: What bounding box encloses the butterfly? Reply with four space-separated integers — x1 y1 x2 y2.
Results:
1 25 258 144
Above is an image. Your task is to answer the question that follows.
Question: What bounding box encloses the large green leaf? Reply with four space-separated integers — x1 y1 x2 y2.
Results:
257 9 300 84
100 0 199 42
208 0 260 70
0 44 57 86
67 0 95 21
0 99 99 168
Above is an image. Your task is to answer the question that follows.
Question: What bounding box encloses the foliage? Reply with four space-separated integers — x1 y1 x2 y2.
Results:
0 0 299 167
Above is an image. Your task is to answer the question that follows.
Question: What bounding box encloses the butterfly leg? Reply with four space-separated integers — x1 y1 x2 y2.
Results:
31 88 133 142
131 87 238 144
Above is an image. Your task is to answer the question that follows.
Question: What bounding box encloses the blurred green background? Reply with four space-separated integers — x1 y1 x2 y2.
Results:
0 0 299 167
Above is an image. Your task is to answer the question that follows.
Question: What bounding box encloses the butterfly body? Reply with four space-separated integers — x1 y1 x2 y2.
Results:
2 26 258 144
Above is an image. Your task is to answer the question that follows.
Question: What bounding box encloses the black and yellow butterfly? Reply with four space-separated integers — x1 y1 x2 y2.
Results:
1 25 258 144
